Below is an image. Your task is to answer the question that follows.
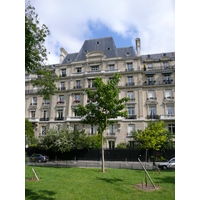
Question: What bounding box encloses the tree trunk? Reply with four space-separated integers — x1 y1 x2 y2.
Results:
101 132 105 173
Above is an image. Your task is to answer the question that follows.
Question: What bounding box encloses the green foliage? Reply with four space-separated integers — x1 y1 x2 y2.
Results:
25 1 59 100
73 73 129 134
132 120 174 160
37 127 105 152
25 118 34 145
116 142 129 148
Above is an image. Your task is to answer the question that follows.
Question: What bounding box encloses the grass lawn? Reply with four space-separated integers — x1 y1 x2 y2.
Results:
25 166 175 200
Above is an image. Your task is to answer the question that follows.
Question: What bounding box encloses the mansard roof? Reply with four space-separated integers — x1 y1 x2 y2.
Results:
61 37 136 64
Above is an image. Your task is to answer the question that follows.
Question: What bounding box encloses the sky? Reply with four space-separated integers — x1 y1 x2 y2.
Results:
26 0 175 64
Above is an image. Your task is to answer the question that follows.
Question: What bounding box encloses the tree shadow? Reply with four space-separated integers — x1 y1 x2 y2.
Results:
153 175 175 184
95 177 123 184
25 188 56 200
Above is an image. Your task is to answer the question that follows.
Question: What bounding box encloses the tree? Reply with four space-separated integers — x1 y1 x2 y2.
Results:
25 1 59 100
25 118 34 146
73 73 129 172
132 120 174 180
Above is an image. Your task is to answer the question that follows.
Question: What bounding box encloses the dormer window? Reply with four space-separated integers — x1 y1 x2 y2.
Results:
109 64 115 71
91 66 99 71
77 67 82 73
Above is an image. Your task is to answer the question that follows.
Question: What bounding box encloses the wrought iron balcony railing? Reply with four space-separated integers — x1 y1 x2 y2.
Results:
74 85 82 89
57 101 65 104
125 82 135 86
39 118 49 121
57 87 66 91
126 115 137 119
147 115 160 119
30 103 37 106
55 117 64 121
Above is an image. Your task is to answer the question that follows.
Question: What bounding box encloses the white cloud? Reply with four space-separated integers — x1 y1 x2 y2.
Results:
29 0 175 64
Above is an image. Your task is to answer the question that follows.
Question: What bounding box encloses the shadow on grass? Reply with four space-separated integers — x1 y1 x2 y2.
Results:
25 188 56 200
153 175 175 184
96 177 123 184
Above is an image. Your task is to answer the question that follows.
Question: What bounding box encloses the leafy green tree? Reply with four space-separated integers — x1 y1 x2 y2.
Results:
73 73 129 172
25 118 34 146
116 142 129 149
25 1 59 100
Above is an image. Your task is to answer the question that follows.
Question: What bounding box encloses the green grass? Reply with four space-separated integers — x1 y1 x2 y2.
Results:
25 166 175 200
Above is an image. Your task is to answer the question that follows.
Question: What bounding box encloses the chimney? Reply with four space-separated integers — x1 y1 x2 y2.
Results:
60 48 68 64
135 38 141 56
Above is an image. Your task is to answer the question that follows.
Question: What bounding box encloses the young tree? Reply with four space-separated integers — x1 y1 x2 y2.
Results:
25 118 34 146
25 1 59 100
73 73 129 172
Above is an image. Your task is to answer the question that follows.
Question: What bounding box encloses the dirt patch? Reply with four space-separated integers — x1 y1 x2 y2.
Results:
135 183 161 191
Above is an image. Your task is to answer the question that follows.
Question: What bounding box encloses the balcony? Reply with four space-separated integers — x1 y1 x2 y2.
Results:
55 117 64 121
42 102 50 105
147 115 160 119
57 87 66 91
73 100 80 103
25 89 39 94
30 103 37 106
74 85 82 89
125 68 134 72
163 79 173 84
147 97 157 100
39 118 49 121
125 82 135 86
106 132 116 139
143 81 155 86
60 74 66 77
126 115 137 119
88 84 95 88
57 101 65 104
160 114 175 120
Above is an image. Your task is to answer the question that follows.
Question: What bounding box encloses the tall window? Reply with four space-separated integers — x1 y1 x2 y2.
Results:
57 108 63 119
109 125 115 135
32 97 37 105
164 75 171 84
109 65 115 71
90 125 96 135
41 126 46 135
128 107 135 118
74 94 80 102
109 141 115 149
148 90 155 99
88 79 94 88
127 63 133 71
128 124 135 136
127 92 134 100
163 62 169 69
58 95 64 103
149 106 156 115
31 111 35 118
61 69 66 77
43 110 47 118
127 76 133 85
147 63 153 70
168 124 175 135
60 82 65 90
167 106 174 115
147 76 154 85
76 80 81 88
165 90 172 98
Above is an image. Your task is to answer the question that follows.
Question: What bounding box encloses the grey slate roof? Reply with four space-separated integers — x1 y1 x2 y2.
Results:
141 52 175 62
61 37 136 64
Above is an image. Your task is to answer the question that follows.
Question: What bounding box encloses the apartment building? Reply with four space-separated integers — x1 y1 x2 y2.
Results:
25 37 175 149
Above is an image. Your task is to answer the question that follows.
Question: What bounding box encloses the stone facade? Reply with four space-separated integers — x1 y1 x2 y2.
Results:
25 37 175 149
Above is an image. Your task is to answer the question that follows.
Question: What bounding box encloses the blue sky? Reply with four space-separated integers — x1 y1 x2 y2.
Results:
26 0 175 64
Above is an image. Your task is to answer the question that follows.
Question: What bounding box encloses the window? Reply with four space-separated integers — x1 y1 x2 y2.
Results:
148 90 155 99
60 82 65 90
127 76 133 85
41 126 46 135
58 95 64 102
109 65 115 71
43 110 47 118
61 69 66 77
128 124 135 136
91 66 99 71
164 75 171 84
165 90 172 98
168 124 175 135
163 62 169 69
32 97 37 105
167 106 174 115
76 80 81 87
127 92 134 100
31 111 35 118
109 141 115 149
43 99 50 105
58 109 63 119
109 125 115 135
88 79 94 88
90 125 96 135
74 94 80 103
149 106 156 115
128 107 135 117
33 85 38 92
147 76 154 85
77 68 82 73
127 63 133 71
